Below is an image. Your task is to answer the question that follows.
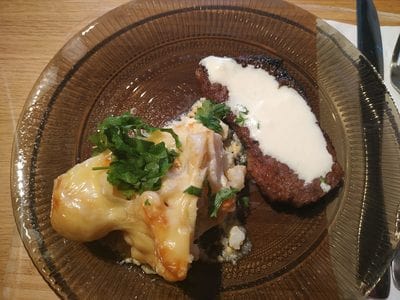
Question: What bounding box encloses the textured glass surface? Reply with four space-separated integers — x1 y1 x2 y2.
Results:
11 0 400 298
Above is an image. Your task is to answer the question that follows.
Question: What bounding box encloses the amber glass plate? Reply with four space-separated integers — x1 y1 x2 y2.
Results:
11 0 400 298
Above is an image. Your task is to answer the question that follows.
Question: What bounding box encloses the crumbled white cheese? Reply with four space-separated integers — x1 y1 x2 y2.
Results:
228 226 246 250
121 257 156 275
141 264 157 274
119 257 134 265
227 138 242 158
320 181 331 193
218 237 252 265
217 225 251 265
225 134 246 167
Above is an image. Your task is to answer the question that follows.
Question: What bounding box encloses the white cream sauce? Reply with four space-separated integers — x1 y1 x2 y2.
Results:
200 56 333 184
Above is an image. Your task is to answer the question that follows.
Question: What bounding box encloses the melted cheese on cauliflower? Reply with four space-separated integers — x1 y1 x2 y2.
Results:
51 118 246 282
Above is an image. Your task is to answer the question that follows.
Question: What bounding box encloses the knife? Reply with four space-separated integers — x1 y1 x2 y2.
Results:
356 1 390 299
357 0 384 77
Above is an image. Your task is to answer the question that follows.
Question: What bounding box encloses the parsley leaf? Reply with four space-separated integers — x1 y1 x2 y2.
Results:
184 185 202 197
210 187 239 218
90 112 180 198
194 100 230 133
234 105 249 127
235 112 247 126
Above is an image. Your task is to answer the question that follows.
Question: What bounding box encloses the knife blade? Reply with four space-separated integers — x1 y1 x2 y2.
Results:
357 0 384 77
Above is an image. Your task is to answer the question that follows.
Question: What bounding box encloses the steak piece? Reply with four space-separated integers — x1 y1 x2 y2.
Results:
195 55 343 207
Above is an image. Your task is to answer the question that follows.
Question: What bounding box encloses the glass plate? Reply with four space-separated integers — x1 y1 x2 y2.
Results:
11 0 400 298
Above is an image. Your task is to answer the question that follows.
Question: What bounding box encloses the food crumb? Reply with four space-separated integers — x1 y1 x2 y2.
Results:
320 181 331 193
218 225 252 265
228 226 246 250
120 257 156 274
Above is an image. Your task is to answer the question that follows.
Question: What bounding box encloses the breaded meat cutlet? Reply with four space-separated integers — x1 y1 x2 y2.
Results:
195 55 343 207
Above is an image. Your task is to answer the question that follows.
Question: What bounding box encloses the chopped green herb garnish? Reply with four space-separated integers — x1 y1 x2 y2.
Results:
237 105 249 114
144 199 151 206
194 100 230 133
210 187 239 218
257 122 260 129
234 105 249 127
239 196 250 208
235 112 247 126
184 185 202 197
320 176 327 184
89 112 180 198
